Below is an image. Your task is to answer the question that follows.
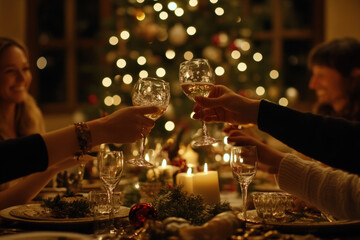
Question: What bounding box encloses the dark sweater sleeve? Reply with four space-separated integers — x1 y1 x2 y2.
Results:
0 134 49 184
258 100 360 175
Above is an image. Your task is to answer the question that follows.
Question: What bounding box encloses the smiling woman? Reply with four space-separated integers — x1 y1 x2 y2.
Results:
0 37 84 210
0 37 45 140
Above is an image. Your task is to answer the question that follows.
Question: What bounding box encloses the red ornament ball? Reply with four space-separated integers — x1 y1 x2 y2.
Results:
129 203 157 228
87 94 98 105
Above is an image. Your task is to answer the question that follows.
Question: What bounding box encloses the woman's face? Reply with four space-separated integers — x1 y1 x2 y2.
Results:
308 65 347 107
0 46 32 104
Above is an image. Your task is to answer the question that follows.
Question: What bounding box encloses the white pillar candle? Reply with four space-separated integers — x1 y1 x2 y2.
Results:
193 163 220 205
176 168 194 194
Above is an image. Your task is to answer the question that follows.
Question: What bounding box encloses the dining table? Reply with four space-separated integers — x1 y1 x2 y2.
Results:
1 186 360 240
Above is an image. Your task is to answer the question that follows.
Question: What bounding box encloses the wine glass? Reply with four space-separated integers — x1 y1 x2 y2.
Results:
129 77 171 167
98 150 124 236
230 145 258 222
179 58 218 147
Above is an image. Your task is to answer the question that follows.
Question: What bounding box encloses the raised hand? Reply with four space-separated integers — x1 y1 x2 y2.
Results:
193 85 260 125
91 106 157 145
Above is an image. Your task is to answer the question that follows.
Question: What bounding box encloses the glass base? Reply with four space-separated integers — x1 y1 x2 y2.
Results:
127 157 154 167
192 136 219 147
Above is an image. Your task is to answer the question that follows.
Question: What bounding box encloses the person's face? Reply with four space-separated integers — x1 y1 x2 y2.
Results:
308 65 347 106
0 46 31 104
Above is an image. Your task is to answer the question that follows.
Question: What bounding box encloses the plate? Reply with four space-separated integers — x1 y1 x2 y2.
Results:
242 210 360 234
0 231 92 240
0 204 129 232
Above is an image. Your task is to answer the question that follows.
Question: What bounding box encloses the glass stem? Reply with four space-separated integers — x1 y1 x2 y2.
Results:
107 188 115 231
201 121 209 137
139 136 146 160
240 183 248 222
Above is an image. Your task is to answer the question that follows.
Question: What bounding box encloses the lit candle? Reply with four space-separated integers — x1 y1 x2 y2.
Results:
176 168 194 194
193 163 220 204
160 159 179 179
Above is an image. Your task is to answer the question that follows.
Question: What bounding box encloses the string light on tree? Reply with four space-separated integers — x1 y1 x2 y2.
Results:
165 49 176 59
153 3 163 12
174 8 184 17
189 0 198 7
168 2 177 11
102 77 112 87
165 121 175 131
104 96 113 106
159 11 168 20
187 26 197 36
156 67 166 77
279 97 289 106
270 70 279 79
184 51 194 60
120 30 130 40
231 50 241 59
256 86 265 96
215 66 225 76
113 95 121 106
139 70 148 78
109 36 119 45
215 7 224 16
123 74 133 84
116 59 126 68
137 56 146 65
253 52 263 62
237 62 247 72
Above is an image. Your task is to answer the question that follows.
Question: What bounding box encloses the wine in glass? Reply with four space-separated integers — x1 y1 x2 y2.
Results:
179 58 218 147
129 77 170 167
98 150 124 236
230 145 258 222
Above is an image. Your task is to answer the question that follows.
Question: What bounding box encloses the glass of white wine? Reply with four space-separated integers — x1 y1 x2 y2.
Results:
129 77 170 167
179 58 218 147
230 145 258 223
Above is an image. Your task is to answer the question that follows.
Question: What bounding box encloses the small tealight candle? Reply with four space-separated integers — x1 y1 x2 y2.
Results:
193 163 220 204
176 168 194 194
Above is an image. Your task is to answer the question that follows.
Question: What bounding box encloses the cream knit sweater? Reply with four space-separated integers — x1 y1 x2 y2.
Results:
278 154 360 220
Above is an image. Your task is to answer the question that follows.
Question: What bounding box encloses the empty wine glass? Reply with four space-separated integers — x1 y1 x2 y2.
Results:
129 77 170 167
230 145 258 222
98 150 124 236
179 58 218 147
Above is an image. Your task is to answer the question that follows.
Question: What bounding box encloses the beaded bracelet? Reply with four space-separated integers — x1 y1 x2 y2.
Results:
74 122 92 161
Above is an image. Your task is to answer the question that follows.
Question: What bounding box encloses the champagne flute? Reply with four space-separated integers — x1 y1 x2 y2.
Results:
129 77 170 167
230 145 258 222
179 58 218 147
98 150 124 236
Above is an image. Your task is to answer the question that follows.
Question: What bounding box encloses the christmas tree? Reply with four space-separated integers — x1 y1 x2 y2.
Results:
86 0 288 146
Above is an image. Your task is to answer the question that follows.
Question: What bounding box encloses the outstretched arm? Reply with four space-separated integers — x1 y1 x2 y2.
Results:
0 106 157 184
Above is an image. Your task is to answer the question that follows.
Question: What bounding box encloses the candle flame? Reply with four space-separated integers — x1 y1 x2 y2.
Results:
145 153 150 162
187 167 192 176
204 163 208 173
162 159 167 167
223 153 230 162
240 157 244 163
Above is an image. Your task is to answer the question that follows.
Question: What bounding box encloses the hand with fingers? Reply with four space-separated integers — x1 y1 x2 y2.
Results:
193 85 261 125
91 106 157 145
227 130 285 174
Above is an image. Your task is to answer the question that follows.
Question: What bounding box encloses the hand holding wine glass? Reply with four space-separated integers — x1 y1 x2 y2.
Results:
230 145 258 223
98 150 124 236
129 77 170 167
179 58 218 147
